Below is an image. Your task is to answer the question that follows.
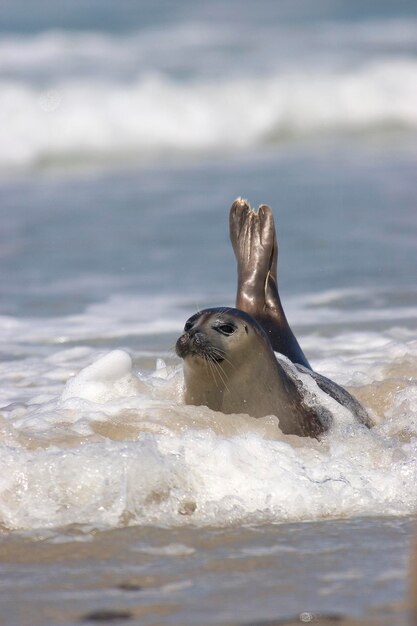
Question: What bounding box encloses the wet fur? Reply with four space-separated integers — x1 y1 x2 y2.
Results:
176 199 371 437
176 307 327 438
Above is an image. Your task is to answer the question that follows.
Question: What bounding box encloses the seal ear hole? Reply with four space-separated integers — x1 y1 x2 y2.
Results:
244 325 248 334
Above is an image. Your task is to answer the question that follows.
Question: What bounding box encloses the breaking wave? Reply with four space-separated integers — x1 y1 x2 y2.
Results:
1 59 416 171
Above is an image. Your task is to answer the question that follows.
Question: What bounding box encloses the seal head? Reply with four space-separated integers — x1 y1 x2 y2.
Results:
176 307 327 437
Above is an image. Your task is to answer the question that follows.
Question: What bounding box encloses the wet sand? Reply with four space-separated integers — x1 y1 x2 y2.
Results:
0 516 413 626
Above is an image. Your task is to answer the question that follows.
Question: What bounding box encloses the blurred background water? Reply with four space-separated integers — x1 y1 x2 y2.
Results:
0 1 416 625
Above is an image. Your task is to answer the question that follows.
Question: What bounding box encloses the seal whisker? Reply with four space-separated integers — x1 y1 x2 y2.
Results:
206 346 226 362
209 356 231 394
168 345 179 359
208 344 237 373
206 352 222 386
203 356 216 389
206 356 223 392
217 353 237 372
203 352 221 391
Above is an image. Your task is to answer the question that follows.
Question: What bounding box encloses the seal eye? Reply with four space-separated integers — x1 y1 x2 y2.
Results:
214 323 236 336
184 321 193 332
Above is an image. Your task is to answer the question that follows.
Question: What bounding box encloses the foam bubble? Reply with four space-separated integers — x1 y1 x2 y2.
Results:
61 350 143 403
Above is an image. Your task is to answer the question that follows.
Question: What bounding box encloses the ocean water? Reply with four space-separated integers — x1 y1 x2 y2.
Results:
0 1 417 625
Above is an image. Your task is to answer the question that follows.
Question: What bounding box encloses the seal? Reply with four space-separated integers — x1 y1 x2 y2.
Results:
176 306 330 437
229 198 372 429
176 198 372 436
229 197 310 368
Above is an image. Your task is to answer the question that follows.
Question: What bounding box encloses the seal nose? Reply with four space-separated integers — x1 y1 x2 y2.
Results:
175 332 190 358
175 329 204 358
188 328 203 345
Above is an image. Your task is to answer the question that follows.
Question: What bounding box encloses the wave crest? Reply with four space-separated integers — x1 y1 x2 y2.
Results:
2 59 417 171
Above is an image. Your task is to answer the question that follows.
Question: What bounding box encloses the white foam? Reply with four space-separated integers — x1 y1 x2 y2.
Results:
0 294 187 346
0 330 416 531
61 350 142 403
1 58 416 171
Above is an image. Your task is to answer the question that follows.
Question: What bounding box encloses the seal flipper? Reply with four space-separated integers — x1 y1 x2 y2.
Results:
229 198 311 369
229 198 273 310
294 364 373 428
229 197 370 431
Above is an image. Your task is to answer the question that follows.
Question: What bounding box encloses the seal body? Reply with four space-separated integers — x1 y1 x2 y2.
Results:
228 198 372 429
176 307 328 438
176 198 371 436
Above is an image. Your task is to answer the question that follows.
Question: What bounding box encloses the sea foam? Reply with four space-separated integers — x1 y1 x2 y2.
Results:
1 334 416 531
1 58 416 171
